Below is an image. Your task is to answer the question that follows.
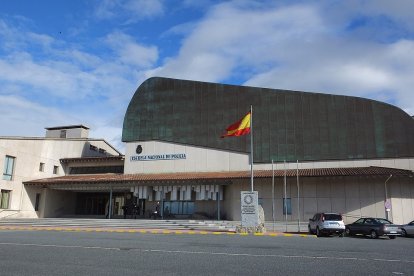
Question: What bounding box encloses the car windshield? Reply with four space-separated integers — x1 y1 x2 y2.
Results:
324 214 342 221
374 218 392 224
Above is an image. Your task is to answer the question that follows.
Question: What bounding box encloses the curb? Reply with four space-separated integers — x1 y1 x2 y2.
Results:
0 225 315 237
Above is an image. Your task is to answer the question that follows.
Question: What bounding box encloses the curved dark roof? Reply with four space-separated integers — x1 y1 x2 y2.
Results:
123 77 414 163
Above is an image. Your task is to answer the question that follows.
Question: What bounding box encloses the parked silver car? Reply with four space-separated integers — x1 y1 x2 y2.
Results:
401 220 414 237
308 213 345 237
345 218 401 239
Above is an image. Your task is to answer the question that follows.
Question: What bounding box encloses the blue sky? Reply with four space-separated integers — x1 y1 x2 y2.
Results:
1 0 413 152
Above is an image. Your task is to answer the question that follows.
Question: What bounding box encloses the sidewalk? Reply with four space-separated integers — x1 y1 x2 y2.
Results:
0 218 313 237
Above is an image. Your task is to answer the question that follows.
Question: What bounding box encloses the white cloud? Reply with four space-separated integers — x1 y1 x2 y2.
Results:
149 1 414 115
94 0 164 21
149 3 325 81
123 0 164 18
0 95 76 137
0 93 126 153
105 31 158 68
325 0 414 33
89 125 125 154
0 53 100 99
0 20 140 148
1 0 413 151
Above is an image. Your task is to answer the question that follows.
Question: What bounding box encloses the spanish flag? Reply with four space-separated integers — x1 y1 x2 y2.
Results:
221 112 251 138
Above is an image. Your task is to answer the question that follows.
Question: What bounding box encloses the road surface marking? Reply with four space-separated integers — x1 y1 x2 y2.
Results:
0 242 413 264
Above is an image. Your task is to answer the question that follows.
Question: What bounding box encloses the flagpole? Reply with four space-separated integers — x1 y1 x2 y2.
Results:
250 105 254 192
297 160 300 233
284 160 287 232
272 159 275 232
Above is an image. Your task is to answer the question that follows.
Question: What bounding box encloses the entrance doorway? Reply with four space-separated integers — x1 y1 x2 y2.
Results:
75 192 129 217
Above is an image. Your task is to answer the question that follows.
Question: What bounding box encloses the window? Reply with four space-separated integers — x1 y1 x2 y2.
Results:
39 162 45 172
3 155 15 180
60 130 67 138
324 214 342 221
89 145 97 151
354 218 364 224
283 198 292 215
365 219 374 224
0 190 10 209
163 201 194 215
53 165 59 174
35 193 41 211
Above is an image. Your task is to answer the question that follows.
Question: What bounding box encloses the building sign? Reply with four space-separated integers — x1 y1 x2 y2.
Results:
241 191 259 227
385 199 392 211
130 153 186 161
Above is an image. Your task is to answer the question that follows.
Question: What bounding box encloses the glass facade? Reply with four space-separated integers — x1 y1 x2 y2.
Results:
163 201 194 215
122 77 414 163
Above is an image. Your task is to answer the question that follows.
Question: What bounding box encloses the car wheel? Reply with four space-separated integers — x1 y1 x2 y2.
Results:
308 225 313 235
389 236 396 239
401 229 407 237
370 230 378 239
316 227 322 237
345 228 352 236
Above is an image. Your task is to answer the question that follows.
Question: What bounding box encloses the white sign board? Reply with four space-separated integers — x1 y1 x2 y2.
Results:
385 199 392 212
385 200 392 210
241 191 259 227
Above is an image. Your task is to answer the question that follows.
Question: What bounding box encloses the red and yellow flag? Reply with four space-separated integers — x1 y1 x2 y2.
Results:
221 112 251 138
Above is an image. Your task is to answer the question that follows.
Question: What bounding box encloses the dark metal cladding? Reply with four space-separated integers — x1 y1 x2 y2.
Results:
122 77 414 163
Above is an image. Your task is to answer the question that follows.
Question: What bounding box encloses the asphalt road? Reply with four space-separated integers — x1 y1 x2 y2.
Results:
0 230 413 276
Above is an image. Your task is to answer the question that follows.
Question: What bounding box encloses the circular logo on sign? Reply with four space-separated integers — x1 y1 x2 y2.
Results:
385 200 392 209
136 145 143 154
243 194 253 205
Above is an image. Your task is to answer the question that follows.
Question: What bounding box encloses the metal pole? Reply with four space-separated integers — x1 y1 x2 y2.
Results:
284 160 287 232
297 160 300 233
217 187 220 221
250 105 254 192
384 174 392 220
272 160 275 232
161 189 164 219
108 187 113 219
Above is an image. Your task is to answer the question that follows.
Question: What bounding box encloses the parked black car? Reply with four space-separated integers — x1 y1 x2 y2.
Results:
401 220 414 237
345 217 402 239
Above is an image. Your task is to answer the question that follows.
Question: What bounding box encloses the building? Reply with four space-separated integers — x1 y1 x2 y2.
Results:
17 78 414 224
0 125 122 218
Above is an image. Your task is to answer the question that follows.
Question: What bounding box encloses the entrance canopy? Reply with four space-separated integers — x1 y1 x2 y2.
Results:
24 166 413 192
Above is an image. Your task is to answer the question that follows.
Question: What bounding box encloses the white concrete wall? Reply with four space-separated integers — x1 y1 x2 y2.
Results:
43 189 76 218
125 141 414 174
225 176 414 224
0 138 119 218
46 127 89 139
124 141 249 174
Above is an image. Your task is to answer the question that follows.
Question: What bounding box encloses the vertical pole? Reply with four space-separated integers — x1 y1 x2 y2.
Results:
250 105 254 192
297 160 300 233
284 160 287 232
161 189 164 220
109 187 113 219
217 186 220 221
272 160 275 232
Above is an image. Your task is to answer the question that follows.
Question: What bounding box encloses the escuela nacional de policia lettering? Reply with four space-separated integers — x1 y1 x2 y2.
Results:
2 77 414 224
130 154 186 161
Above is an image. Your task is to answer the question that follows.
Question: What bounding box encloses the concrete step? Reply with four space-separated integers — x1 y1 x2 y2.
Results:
0 218 235 232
